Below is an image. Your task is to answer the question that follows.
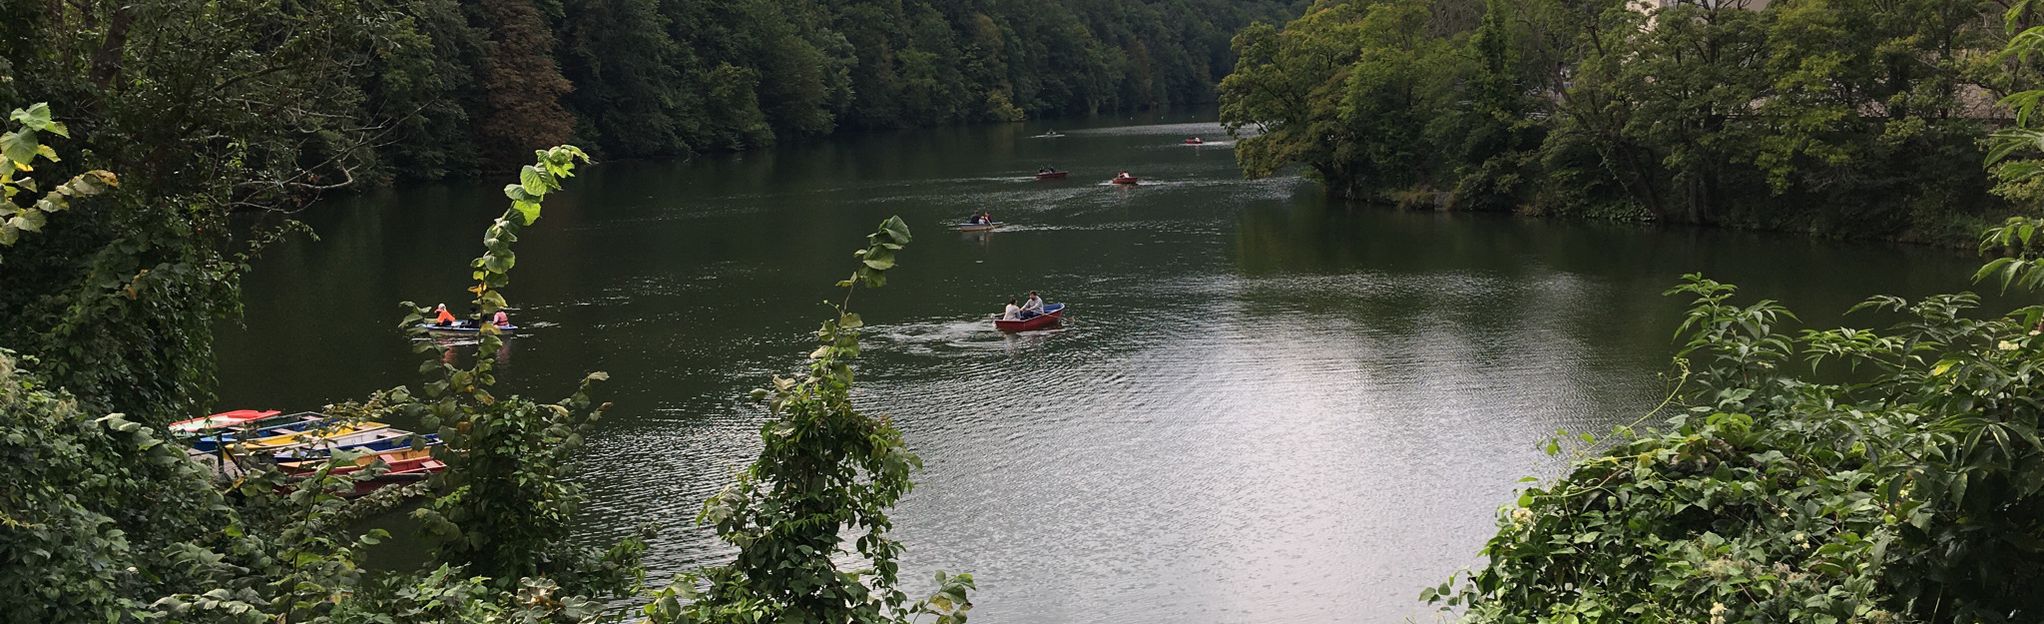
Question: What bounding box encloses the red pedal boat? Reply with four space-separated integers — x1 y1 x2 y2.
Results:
995 303 1066 332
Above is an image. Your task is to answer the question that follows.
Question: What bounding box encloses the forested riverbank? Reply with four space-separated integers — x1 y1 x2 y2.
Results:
1221 0 2034 244
2 0 1299 183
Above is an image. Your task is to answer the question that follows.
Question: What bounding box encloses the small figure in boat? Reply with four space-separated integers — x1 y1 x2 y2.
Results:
459 306 482 328
432 303 457 326
1039 166 1052 174
491 309 512 328
1002 298 1022 321
1022 291 1045 315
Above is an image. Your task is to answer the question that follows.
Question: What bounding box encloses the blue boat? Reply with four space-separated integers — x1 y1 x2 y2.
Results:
185 412 328 453
271 432 441 463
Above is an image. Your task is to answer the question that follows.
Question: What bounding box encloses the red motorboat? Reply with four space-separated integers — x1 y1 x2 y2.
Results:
995 303 1066 332
1035 170 1069 181
1184 137 1205 145
1111 173 1140 185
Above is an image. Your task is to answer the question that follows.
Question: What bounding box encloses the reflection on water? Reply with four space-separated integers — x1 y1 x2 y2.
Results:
217 111 1987 623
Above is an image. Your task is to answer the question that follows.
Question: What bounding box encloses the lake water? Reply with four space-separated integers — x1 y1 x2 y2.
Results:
216 112 1989 622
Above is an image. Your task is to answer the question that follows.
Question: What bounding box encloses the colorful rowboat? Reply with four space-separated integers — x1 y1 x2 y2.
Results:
996 303 1066 332
170 409 284 434
272 433 441 463
1111 176 1139 185
185 413 330 452
283 448 448 497
1184 138 1204 145
233 421 392 453
1035 171 1069 180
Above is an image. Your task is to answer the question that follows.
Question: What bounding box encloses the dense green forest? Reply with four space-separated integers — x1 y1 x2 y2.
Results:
1221 0 2032 242
2 0 1298 182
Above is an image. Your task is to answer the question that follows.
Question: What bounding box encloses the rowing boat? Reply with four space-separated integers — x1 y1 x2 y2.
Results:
418 323 518 334
185 413 329 452
233 421 392 453
1035 171 1069 180
170 409 283 434
954 222 1004 232
995 303 1066 332
271 432 441 463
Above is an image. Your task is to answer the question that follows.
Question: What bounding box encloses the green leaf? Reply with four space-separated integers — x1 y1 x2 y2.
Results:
9 208 46 232
520 165 549 196
511 199 541 225
0 129 37 166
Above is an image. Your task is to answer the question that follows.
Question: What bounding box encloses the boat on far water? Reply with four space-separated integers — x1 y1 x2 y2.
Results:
996 303 1066 332
1034 130 1064 138
1035 170 1069 181
1111 173 1140 185
418 322 517 334
954 222 1004 233
1184 137 1205 145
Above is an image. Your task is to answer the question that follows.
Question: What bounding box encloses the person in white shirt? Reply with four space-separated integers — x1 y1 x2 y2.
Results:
1002 299 1022 320
1023 291 1045 314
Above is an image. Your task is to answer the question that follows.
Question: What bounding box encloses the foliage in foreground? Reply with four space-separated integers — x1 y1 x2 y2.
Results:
1436 221 2044 622
2 102 970 621
644 216 974 624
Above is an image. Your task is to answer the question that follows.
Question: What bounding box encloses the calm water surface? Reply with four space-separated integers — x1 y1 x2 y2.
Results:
217 113 1986 623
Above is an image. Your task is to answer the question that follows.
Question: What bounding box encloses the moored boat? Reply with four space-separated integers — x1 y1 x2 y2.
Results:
283 448 448 497
271 432 441 464
995 303 1066 332
170 409 284 434
233 421 393 453
185 412 330 452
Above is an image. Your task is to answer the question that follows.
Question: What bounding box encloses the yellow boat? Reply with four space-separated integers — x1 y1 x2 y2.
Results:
232 421 392 453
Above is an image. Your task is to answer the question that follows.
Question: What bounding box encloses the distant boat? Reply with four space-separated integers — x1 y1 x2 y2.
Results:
1034 131 1065 138
1184 137 1205 145
418 322 517 334
1035 170 1069 180
1111 174 1140 185
954 222 1004 233
996 303 1066 332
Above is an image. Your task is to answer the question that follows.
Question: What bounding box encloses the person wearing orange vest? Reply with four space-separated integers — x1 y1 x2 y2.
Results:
432 303 457 326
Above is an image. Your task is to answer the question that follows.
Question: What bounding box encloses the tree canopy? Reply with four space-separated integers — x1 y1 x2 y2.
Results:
1222 0 2014 241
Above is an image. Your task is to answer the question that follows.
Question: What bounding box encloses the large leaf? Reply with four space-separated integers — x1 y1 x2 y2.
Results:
1 129 38 167
511 199 541 225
